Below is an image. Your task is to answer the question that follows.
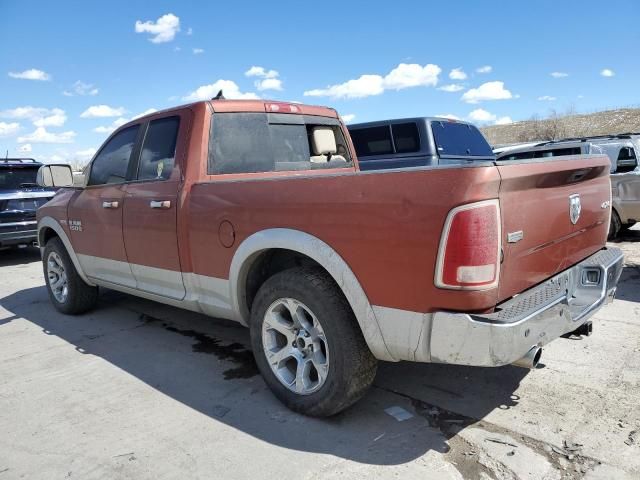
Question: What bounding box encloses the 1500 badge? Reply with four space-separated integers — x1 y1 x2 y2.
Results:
69 220 83 232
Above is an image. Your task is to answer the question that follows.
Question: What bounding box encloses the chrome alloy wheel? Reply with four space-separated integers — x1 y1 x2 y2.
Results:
261 298 330 395
47 251 68 303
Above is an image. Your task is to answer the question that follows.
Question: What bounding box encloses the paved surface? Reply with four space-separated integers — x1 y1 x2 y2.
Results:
1 230 639 479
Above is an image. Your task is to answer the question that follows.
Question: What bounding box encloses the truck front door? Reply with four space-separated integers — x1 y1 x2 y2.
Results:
67 125 141 288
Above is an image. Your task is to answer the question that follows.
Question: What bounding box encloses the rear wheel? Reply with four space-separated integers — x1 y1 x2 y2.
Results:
608 210 622 240
250 267 377 416
43 237 98 314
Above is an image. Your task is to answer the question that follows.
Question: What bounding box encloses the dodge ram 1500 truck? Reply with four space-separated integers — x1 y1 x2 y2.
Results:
36 99 623 416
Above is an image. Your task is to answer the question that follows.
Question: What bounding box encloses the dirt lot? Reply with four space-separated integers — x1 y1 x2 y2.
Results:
1 230 639 480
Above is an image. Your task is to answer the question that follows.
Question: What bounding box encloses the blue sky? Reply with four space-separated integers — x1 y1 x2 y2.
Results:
1 0 638 164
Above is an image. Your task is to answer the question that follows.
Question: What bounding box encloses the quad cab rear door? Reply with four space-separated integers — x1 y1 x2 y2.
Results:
121 110 191 300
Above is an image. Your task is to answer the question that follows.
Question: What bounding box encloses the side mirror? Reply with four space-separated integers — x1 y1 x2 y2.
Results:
36 164 75 188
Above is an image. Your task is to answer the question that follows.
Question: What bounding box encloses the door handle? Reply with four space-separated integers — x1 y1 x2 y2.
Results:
150 200 171 209
102 201 119 209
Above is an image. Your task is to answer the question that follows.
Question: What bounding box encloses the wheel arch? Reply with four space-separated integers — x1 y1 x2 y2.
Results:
229 228 394 361
38 216 95 286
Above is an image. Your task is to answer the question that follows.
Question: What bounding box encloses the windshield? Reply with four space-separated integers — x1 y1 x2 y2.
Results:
0 167 40 190
431 121 494 158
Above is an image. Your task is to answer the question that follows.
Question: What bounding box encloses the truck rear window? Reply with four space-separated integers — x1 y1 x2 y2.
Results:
431 121 493 157
349 122 420 157
209 113 352 175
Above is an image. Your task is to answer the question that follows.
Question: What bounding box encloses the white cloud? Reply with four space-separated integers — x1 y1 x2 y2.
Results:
93 108 157 133
495 116 512 125
245 66 279 79
449 68 467 80
304 63 441 99
601 68 615 77
0 106 66 127
476 65 492 74
186 27 193 35
8 68 51 81
18 143 32 153
193 48 204 55
304 75 384 99
17 127 76 144
63 80 99 96
80 105 127 118
93 117 129 133
183 79 259 101
461 81 513 104
0 122 20 137
467 109 513 125
550 72 569 78
438 84 464 92
245 66 283 91
244 65 282 91
132 108 158 119
255 78 283 91
436 114 461 120
135 13 180 43
537 95 557 101
33 108 67 127
381 63 441 90
468 108 496 122
75 148 97 161
341 114 356 123
174 46 181 52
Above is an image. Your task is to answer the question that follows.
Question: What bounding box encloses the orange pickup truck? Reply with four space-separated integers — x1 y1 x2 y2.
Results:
36 99 623 416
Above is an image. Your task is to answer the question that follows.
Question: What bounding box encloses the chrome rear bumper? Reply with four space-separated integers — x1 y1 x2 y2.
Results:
428 247 624 367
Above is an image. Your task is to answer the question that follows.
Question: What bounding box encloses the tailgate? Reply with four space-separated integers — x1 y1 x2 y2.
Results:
497 154 611 302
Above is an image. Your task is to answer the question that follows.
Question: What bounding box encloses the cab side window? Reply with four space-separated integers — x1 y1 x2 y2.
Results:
138 117 180 181
88 125 140 186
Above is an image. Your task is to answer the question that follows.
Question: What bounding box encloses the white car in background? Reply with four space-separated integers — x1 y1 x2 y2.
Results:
494 135 640 238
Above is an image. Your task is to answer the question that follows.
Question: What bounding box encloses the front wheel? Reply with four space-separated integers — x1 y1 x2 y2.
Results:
43 237 98 314
250 267 377 416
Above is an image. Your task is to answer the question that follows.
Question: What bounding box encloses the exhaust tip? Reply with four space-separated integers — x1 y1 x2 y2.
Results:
512 346 542 369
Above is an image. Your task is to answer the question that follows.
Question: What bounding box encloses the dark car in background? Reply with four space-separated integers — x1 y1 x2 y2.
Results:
0 158 55 248
347 117 495 171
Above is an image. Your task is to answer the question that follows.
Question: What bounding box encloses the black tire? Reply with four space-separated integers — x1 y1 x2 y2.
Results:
43 237 98 314
250 267 377 417
621 221 636 231
608 210 622 240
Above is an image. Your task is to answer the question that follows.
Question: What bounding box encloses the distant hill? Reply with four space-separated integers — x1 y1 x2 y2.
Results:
480 108 640 146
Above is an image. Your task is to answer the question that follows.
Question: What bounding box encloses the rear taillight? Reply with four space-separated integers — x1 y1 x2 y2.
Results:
435 199 501 290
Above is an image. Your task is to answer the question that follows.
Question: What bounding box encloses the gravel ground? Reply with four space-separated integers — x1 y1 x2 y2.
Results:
1 231 638 480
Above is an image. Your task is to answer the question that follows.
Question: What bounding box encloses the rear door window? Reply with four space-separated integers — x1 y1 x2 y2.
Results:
89 125 140 186
138 117 180 181
349 126 393 156
392 123 420 153
431 121 493 157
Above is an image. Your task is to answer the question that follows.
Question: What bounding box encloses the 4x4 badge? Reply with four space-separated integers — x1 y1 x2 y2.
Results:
569 194 581 225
